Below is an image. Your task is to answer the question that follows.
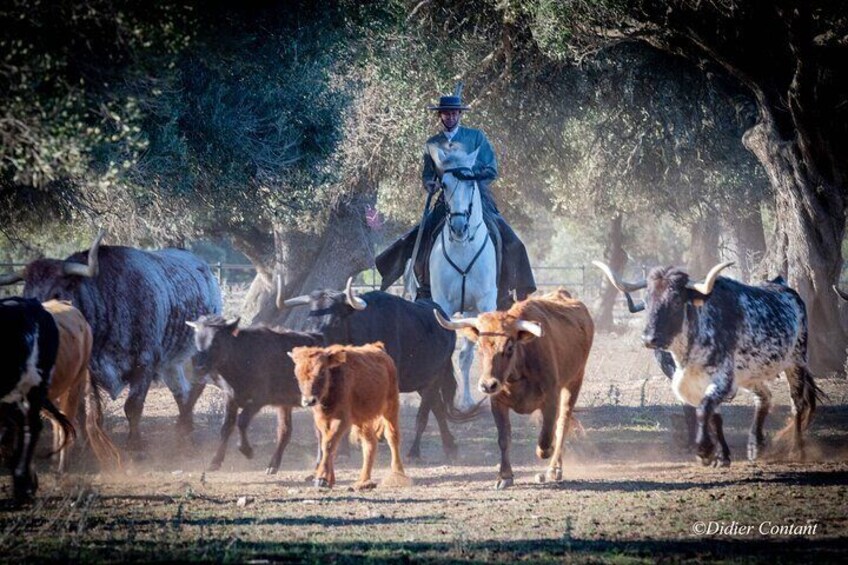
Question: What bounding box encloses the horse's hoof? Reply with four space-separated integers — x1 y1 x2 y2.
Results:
238 444 254 459
406 448 422 462
534 473 546 484
313 478 330 489
495 478 514 490
354 480 377 491
546 468 562 482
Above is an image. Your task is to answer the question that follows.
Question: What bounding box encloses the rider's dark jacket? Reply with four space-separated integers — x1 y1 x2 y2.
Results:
375 124 536 308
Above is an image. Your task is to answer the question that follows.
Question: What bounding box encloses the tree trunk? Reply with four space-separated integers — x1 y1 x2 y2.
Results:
745 121 847 376
722 204 767 283
250 195 376 330
686 212 721 278
594 213 626 332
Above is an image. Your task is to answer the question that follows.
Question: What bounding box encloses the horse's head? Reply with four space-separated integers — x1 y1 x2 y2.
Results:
430 147 482 242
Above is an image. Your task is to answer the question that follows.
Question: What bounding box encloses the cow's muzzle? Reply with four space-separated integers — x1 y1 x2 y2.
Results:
301 397 317 408
478 378 501 395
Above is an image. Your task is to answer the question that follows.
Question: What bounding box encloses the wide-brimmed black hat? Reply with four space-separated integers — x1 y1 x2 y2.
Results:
427 82 470 111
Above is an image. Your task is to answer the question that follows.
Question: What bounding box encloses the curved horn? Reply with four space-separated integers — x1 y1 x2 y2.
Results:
63 228 105 278
515 320 543 338
275 273 284 310
687 261 735 296
623 292 646 314
0 270 24 286
433 309 480 332
833 285 848 301
345 277 367 311
591 260 646 293
282 295 311 308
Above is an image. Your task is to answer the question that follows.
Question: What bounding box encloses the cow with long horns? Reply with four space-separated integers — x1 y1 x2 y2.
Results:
279 278 480 460
0 230 222 449
593 260 821 466
435 289 594 489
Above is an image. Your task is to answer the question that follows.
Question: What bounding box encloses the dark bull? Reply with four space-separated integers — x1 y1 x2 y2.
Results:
279 277 481 460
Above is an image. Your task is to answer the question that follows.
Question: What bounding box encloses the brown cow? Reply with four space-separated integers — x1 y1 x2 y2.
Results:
43 300 121 473
435 289 594 489
289 342 412 491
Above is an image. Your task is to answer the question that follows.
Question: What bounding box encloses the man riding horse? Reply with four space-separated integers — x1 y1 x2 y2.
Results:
376 84 536 309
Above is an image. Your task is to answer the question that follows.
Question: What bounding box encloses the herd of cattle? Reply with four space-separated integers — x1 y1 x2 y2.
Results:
0 231 828 503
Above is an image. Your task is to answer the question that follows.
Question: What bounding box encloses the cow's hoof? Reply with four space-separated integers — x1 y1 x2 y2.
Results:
444 443 459 463
238 444 254 459
406 448 422 462
265 466 279 475
495 478 514 490
546 468 562 482
125 437 148 452
176 418 194 435
354 480 377 491
313 478 331 489
713 456 731 468
207 461 222 472
696 454 715 467
536 446 554 460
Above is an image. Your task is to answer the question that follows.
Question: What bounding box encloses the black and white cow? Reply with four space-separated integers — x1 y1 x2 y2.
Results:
279 278 481 460
594 260 820 466
1 297 74 502
187 315 322 474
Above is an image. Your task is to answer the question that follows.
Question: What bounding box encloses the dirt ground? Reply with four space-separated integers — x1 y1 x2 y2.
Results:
2 331 847 563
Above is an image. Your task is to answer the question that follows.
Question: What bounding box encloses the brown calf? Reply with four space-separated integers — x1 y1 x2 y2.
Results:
289 342 411 491
436 289 594 489
43 300 121 472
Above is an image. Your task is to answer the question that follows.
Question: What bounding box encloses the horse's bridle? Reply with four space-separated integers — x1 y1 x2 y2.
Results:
442 166 481 242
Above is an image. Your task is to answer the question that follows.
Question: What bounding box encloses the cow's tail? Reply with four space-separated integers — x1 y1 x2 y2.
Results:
84 373 123 471
440 363 485 422
40 397 75 456
796 366 826 431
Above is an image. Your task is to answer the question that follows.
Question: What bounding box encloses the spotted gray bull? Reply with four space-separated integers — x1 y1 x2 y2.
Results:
0 231 222 449
594 260 821 466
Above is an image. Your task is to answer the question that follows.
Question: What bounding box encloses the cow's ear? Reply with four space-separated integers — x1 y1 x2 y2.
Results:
286 351 295 360
326 350 347 369
686 289 708 307
516 330 538 343
185 321 198 330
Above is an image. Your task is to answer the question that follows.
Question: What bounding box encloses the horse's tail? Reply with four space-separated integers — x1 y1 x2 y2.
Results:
84 372 123 471
440 362 485 422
